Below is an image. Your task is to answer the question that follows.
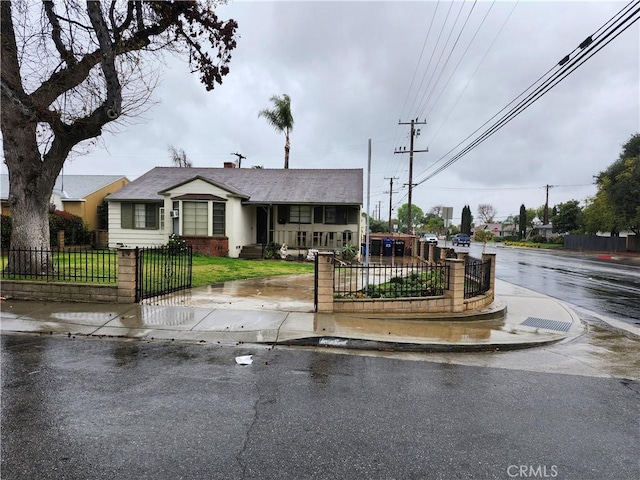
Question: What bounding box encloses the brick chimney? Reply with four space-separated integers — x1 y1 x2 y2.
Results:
223 162 236 168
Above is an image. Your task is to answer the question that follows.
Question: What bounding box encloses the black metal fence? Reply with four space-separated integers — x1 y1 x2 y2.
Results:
136 245 193 302
334 262 449 298
464 257 491 298
1 247 117 283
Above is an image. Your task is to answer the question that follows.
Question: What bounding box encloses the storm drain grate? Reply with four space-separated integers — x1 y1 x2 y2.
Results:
520 317 572 332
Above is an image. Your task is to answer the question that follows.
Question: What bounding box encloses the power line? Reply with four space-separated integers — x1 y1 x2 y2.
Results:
414 1 640 186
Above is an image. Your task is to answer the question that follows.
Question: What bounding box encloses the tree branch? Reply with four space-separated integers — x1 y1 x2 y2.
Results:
43 0 77 66
86 1 121 119
30 5 178 109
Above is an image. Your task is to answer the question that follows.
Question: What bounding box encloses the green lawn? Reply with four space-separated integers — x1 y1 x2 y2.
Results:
191 256 314 287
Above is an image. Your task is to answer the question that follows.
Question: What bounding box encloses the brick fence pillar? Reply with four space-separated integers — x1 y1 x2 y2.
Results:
316 251 335 313
445 258 465 312
428 244 435 264
117 248 137 303
57 230 65 249
482 252 497 297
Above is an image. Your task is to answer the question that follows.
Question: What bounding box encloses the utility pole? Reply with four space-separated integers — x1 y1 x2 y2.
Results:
376 201 382 221
384 176 399 232
543 184 553 224
231 152 246 168
394 119 428 234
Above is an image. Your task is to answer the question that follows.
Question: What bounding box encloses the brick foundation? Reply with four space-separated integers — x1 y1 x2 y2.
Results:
181 236 229 257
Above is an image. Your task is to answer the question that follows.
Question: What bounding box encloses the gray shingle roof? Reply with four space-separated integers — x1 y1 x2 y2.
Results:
0 174 128 200
107 167 363 205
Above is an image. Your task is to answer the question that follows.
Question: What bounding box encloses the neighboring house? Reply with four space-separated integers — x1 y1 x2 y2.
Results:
107 165 363 258
0 174 130 231
473 223 516 238
530 223 554 239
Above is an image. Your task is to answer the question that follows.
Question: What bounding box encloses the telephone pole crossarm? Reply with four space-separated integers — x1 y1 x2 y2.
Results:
231 152 246 168
394 119 428 234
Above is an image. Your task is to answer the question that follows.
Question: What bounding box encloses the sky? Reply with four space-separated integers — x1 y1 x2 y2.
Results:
7 0 639 225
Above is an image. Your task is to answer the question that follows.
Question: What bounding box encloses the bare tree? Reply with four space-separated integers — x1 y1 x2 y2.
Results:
429 205 444 217
1 1 237 273
477 203 497 224
168 145 192 168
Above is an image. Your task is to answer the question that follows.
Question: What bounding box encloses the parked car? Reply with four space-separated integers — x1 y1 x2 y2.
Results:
420 233 438 246
452 233 471 247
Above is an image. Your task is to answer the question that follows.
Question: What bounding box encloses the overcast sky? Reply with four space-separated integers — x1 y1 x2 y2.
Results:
11 0 639 224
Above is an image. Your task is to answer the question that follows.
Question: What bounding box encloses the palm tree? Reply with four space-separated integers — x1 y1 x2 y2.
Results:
258 94 294 169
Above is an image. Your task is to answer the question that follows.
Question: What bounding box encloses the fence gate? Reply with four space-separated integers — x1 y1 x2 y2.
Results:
136 245 193 302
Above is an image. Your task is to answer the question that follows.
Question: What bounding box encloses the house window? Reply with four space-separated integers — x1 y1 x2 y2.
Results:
324 206 359 225
324 206 336 224
212 202 225 235
296 231 307 247
312 232 323 246
183 202 208 236
289 205 311 224
121 203 159 229
159 207 165 231
182 201 226 236
314 206 323 224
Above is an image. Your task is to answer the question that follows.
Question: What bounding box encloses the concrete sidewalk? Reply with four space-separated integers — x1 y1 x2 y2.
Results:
0 278 587 352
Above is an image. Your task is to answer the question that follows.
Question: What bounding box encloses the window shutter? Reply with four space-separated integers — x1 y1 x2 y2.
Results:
121 203 133 229
212 203 225 235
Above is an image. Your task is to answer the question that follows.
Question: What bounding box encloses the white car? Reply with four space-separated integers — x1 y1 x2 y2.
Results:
421 233 438 246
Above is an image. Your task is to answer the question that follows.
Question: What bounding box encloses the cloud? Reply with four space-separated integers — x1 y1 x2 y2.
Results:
6 1 637 225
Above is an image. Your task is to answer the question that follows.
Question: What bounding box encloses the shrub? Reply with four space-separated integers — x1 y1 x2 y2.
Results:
1 211 91 248
340 244 358 263
49 210 91 246
1 215 11 249
530 235 547 244
263 242 281 259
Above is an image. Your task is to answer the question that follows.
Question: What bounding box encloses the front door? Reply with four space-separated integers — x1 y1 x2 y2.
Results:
256 206 268 244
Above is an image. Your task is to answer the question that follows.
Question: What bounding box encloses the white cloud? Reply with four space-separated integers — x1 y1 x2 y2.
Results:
9 1 637 225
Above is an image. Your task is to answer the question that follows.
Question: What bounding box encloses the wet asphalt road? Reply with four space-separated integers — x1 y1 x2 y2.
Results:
466 244 640 327
2 335 639 480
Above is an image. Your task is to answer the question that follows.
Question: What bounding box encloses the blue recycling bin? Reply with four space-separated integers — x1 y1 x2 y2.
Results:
382 238 394 256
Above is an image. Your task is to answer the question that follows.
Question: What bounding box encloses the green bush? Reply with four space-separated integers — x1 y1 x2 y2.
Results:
530 235 547 244
1 211 90 248
263 242 281 259
49 210 91 246
1 215 11 249
340 244 358 263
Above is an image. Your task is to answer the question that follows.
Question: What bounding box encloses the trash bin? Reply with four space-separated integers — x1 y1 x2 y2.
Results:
361 243 367 255
394 239 405 257
371 238 382 256
382 238 394 256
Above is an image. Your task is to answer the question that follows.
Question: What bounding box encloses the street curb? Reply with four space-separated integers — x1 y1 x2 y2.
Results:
275 335 565 353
